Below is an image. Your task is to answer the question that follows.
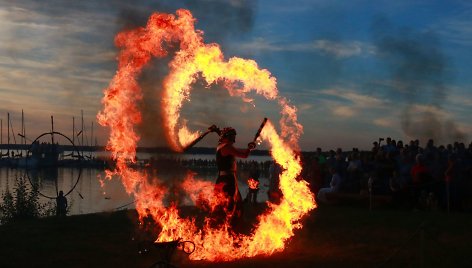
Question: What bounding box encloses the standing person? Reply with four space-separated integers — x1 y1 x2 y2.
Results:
309 156 323 195
372 141 380 156
411 153 432 209
445 153 461 211
245 162 260 204
214 127 256 229
268 160 282 204
346 151 362 193
56 190 68 217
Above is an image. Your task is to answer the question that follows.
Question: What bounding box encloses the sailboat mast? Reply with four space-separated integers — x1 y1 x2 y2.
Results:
51 115 55 145
91 121 94 147
81 110 84 146
21 110 25 145
81 110 84 156
72 116 75 145
7 113 10 156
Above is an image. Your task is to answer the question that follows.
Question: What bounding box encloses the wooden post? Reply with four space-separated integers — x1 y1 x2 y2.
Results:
81 110 84 157
419 224 425 268
7 113 10 156
368 176 373 211
446 181 450 214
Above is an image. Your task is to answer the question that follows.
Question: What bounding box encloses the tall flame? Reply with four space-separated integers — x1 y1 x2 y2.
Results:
98 9 316 261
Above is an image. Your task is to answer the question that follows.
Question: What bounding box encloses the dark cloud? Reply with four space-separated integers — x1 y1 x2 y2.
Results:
371 16 466 144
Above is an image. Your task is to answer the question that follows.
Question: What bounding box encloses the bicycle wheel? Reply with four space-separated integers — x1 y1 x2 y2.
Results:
179 241 196 254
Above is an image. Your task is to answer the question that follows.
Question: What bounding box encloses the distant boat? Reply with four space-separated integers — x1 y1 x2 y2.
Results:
0 111 109 169
16 141 59 168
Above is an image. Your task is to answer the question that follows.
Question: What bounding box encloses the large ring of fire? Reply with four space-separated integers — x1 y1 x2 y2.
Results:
98 9 316 261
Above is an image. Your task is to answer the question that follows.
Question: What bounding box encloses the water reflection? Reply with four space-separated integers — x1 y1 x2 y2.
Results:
0 154 272 216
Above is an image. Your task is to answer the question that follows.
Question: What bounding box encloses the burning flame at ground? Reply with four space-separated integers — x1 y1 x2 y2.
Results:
97 9 316 261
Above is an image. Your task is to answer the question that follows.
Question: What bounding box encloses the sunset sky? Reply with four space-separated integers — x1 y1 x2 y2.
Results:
0 0 471 151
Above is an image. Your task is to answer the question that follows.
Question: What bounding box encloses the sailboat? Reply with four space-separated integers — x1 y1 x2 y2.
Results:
16 110 40 168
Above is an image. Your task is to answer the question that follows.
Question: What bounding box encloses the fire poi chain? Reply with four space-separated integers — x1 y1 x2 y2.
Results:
97 9 316 261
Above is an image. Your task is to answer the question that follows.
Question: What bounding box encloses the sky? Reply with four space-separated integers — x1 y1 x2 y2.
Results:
0 0 471 151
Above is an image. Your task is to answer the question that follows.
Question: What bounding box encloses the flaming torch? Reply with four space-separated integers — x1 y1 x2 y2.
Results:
181 125 220 152
252 117 268 144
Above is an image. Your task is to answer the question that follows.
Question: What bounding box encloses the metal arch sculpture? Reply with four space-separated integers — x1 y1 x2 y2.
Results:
24 131 83 200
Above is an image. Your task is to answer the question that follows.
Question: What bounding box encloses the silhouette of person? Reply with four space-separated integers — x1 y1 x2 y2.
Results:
245 162 260 204
56 190 68 216
213 127 256 229
316 167 342 204
268 160 282 203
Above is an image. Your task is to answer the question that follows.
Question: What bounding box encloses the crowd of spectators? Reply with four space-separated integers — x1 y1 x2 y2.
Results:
141 137 471 212
303 138 472 212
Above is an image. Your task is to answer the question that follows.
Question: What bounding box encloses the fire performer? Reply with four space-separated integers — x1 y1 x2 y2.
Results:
213 127 256 230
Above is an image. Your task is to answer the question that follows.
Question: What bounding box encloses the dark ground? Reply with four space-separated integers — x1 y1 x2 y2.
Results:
0 203 471 268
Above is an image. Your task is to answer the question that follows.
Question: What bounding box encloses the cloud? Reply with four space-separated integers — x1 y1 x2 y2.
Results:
0 2 117 125
373 118 394 128
447 92 472 107
431 3 472 47
408 104 451 117
331 106 356 117
233 38 374 58
312 40 375 58
313 88 400 131
298 103 313 111
320 88 386 108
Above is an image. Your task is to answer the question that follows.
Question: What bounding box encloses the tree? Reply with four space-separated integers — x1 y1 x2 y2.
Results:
0 177 54 225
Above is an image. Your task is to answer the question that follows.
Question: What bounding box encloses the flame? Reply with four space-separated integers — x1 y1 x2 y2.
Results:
98 9 316 262
247 178 260 190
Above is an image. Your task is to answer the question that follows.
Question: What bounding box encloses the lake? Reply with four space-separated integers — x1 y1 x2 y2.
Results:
0 153 273 216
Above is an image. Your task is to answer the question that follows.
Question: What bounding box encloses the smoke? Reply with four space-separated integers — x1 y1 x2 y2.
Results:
136 60 170 147
137 64 233 147
183 0 257 42
371 17 466 144
114 0 257 42
401 107 465 144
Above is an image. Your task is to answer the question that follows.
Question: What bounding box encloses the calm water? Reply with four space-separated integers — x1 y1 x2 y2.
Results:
0 153 272 216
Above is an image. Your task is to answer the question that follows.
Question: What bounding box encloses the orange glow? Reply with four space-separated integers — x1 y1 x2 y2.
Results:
247 178 260 190
97 9 316 262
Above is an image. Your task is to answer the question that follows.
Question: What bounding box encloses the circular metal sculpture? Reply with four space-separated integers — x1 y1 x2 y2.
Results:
24 131 83 199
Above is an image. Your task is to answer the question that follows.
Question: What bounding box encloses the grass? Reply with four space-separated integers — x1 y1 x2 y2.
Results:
0 204 471 268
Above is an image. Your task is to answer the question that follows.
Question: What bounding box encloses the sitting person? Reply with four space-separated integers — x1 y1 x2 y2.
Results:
316 167 342 204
